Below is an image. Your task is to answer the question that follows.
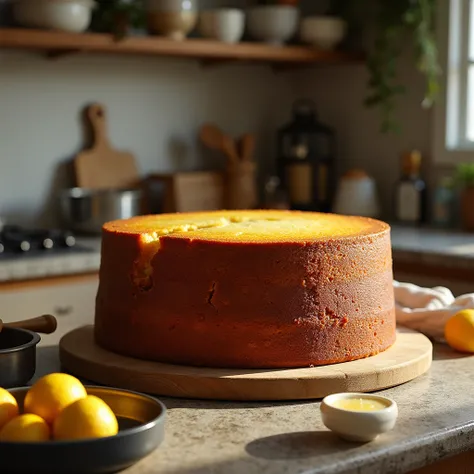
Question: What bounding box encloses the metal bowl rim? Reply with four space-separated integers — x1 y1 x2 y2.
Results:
60 187 143 199
1 385 167 446
0 328 41 354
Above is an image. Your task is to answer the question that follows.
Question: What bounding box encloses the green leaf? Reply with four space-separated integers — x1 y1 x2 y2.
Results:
359 0 440 133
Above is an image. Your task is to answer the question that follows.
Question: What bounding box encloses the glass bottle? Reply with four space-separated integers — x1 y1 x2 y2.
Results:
432 177 455 228
394 150 427 224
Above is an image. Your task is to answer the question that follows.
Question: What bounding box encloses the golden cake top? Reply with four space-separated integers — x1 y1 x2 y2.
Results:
103 210 389 244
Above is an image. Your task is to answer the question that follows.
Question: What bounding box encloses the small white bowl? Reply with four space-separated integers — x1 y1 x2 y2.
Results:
300 16 347 50
320 392 398 442
199 8 245 44
12 0 95 33
247 5 300 46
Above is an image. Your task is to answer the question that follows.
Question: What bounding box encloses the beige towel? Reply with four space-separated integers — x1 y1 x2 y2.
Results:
394 281 474 340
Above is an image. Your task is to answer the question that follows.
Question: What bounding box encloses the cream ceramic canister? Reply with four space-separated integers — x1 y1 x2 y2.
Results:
333 169 381 218
146 0 198 40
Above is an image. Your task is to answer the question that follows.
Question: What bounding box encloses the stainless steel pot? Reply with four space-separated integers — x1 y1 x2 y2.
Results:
59 187 143 234
0 315 57 388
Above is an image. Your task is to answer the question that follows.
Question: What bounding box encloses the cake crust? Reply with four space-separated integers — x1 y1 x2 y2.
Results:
94 210 396 368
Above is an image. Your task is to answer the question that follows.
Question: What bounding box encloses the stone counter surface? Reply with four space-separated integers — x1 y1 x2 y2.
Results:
390 225 474 270
34 344 474 474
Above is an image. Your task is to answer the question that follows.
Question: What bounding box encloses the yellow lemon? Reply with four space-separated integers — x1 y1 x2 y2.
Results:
53 395 119 441
445 309 474 353
0 388 19 431
24 373 87 425
0 414 50 442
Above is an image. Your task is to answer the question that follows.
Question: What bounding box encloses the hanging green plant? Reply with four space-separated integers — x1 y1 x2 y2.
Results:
331 0 440 133
366 0 441 133
91 0 146 40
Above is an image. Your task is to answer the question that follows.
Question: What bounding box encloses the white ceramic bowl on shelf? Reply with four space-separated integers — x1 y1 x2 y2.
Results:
12 0 95 33
300 16 347 50
247 5 299 46
199 8 245 44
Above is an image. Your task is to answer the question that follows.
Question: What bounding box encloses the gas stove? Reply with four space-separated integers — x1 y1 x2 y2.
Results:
0 225 78 255
0 225 101 282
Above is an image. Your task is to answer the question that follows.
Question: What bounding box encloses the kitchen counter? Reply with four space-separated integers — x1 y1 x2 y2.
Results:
390 225 474 269
35 343 474 474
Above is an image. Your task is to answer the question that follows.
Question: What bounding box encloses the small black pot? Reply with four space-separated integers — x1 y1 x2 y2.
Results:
0 327 40 388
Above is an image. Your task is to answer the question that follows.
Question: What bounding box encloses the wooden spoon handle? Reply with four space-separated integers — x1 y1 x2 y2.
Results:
5 315 58 334
239 134 256 162
199 124 239 164
199 124 225 151
222 136 239 165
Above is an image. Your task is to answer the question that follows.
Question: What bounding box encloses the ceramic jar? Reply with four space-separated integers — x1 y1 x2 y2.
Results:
333 169 381 218
146 0 198 40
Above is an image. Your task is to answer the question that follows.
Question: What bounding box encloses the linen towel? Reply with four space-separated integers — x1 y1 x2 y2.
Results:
394 281 474 340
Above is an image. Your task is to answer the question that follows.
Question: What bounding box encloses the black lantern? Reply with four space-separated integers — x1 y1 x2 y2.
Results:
277 100 337 212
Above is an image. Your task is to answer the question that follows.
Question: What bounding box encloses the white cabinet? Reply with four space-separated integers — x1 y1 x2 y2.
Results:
0 274 99 346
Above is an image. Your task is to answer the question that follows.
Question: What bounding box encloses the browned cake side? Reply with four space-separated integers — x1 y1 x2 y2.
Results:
94 210 396 368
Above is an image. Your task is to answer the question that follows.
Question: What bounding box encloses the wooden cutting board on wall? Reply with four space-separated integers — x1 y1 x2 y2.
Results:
74 103 140 189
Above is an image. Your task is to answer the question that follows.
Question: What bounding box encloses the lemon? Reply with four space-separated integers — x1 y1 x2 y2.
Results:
445 309 474 353
0 388 19 431
0 414 50 442
53 395 119 441
24 373 87 425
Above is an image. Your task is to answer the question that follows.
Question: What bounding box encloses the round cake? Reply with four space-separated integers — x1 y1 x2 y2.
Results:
94 210 396 369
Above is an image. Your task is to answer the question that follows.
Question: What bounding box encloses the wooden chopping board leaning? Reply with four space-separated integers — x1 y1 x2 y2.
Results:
74 103 140 190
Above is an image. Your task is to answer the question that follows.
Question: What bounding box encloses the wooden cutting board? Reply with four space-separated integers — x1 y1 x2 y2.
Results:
59 326 432 401
74 103 140 189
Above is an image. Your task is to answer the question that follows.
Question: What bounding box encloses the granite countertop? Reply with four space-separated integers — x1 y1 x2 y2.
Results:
390 225 474 269
35 344 474 474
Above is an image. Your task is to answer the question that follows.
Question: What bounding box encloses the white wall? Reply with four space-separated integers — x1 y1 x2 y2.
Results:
0 51 294 226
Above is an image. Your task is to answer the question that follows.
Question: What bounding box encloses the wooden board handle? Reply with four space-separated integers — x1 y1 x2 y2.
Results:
87 103 110 150
5 315 58 334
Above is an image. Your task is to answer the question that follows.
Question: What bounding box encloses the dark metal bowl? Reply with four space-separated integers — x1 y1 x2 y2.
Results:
0 327 40 388
0 386 167 474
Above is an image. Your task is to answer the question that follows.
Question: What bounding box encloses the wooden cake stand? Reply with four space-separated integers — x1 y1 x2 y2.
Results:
59 325 432 401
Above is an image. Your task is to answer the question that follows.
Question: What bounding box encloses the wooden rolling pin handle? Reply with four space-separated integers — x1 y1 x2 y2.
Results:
6 315 58 334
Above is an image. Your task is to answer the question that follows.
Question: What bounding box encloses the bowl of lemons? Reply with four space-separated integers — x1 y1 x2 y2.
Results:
0 373 166 474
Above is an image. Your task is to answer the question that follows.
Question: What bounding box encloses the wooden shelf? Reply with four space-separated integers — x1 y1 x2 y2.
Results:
0 28 364 65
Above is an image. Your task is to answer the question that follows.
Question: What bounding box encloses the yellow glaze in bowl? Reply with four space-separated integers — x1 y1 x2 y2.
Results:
331 397 389 412
320 392 398 442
